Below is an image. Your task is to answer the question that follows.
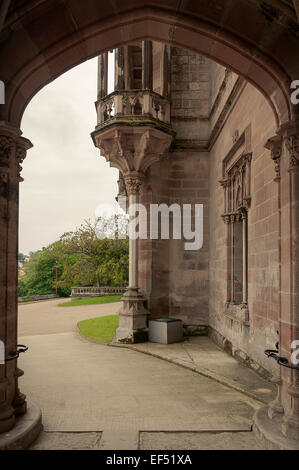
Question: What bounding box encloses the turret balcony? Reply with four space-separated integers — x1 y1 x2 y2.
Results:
95 89 172 133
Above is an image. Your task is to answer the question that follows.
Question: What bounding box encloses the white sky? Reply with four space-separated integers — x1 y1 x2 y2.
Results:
19 56 118 255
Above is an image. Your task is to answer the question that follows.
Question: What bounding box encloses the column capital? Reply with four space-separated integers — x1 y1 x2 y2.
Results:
0 122 32 182
124 172 143 195
277 119 299 171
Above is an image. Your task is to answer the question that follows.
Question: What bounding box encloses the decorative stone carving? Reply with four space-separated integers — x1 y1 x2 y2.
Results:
124 174 143 195
16 144 27 182
219 150 252 219
286 134 299 170
265 135 282 181
219 136 252 320
0 135 13 183
93 127 173 175
277 119 299 172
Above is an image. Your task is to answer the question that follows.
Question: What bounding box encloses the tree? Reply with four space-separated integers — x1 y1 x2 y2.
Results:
60 215 129 287
18 215 129 297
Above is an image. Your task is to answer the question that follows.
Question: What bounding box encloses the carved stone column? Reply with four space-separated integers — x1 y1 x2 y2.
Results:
116 172 149 343
0 122 32 432
278 121 299 440
265 135 284 420
92 126 173 343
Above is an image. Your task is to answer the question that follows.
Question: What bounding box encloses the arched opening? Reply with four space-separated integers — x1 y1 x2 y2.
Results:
15 40 280 449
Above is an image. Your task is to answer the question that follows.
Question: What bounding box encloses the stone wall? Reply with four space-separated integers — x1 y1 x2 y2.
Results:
138 44 280 375
208 81 279 374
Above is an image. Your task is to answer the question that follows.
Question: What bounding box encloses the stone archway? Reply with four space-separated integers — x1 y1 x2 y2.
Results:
1 1 299 127
1 0 299 449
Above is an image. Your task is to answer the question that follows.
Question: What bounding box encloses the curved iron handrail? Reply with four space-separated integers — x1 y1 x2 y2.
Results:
264 346 299 371
5 344 28 362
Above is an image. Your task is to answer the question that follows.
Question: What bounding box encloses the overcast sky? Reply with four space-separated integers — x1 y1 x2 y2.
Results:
19 56 118 255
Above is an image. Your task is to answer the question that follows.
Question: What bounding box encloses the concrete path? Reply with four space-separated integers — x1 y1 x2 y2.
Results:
17 299 268 449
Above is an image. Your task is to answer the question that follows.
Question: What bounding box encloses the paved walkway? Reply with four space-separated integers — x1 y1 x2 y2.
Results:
18 298 120 336
17 299 273 450
124 337 276 405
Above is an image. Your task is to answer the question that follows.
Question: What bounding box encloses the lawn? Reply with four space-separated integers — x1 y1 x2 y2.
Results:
58 295 122 307
77 315 119 343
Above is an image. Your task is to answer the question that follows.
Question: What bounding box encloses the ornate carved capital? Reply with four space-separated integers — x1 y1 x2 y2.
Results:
0 126 32 184
286 134 299 171
0 135 14 182
124 173 143 195
277 120 299 172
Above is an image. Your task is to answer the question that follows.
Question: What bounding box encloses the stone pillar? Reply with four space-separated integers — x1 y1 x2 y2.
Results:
265 135 284 420
116 172 149 343
114 47 125 91
142 40 153 90
97 53 108 99
0 122 32 432
278 120 299 440
241 211 247 305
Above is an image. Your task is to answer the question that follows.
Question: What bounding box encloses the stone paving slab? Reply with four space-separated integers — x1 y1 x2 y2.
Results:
139 431 264 450
30 431 102 450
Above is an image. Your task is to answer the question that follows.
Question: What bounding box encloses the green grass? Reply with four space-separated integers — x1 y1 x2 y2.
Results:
77 315 119 343
58 295 122 307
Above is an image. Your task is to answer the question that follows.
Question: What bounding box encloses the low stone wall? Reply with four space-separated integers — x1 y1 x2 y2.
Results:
18 294 59 303
71 286 126 297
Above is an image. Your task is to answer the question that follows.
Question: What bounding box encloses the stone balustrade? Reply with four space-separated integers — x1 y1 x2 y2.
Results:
70 286 126 297
95 90 170 127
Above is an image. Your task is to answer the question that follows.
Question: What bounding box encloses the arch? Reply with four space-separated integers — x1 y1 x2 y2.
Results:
1 3 298 128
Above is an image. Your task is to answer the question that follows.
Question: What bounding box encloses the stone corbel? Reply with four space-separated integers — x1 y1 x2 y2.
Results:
265 135 283 181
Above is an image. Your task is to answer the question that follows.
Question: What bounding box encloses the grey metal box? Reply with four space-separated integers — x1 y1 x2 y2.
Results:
148 318 183 344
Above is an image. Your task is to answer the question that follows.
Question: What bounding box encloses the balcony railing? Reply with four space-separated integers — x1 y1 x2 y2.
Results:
95 90 170 128
71 286 126 297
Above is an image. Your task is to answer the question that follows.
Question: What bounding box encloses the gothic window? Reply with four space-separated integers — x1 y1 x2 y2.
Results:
220 151 252 323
